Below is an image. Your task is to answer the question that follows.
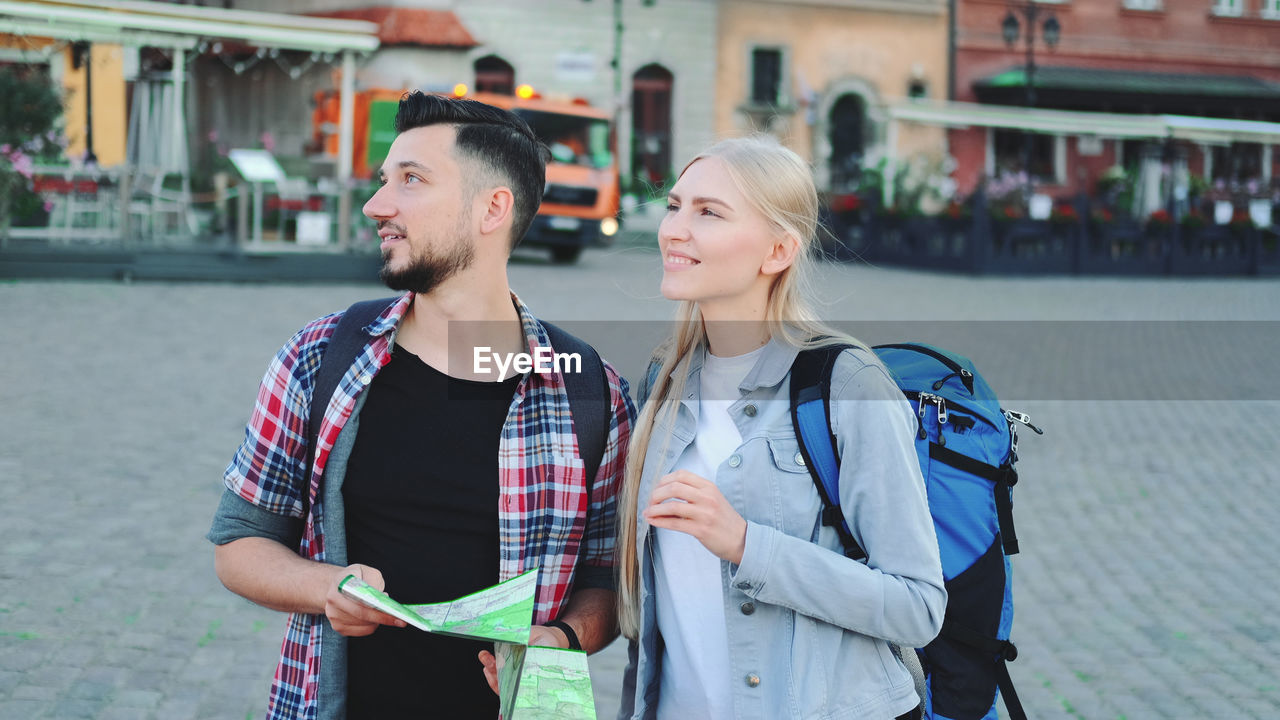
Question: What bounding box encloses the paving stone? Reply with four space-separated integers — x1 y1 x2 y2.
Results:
2 264 1278 718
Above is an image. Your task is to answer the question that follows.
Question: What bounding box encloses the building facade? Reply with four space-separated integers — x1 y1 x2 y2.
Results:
714 0 950 194
951 0 1280 208
214 0 718 194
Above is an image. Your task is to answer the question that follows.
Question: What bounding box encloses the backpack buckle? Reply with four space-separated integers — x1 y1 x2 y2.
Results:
821 506 843 527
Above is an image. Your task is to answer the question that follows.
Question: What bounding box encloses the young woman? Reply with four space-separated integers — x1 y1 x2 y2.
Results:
616 136 946 720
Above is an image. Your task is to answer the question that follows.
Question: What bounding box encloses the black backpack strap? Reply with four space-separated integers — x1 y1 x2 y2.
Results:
928 442 1020 556
303 297 398 520
542 321 610 491
789 344 866 561
941 620 1027 720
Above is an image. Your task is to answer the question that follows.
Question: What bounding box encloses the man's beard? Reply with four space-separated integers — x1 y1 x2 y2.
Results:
379 225 475 295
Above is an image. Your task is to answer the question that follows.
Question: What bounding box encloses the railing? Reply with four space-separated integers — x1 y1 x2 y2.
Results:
822 192 1278 276
3 166 375 253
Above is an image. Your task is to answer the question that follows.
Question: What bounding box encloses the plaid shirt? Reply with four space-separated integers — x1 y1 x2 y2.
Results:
223 292 634 720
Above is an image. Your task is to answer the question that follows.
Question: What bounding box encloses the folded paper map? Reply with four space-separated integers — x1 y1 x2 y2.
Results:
338 569 597 719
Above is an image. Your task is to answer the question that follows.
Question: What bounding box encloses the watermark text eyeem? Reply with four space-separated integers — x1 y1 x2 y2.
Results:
474 346 582 376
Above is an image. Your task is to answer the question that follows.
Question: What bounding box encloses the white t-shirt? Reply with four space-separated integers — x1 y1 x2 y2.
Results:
654 345 766 720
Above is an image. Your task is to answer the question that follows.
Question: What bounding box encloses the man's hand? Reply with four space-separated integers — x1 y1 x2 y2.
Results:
643 470 748 564
477 624 571 694
324 564 406 637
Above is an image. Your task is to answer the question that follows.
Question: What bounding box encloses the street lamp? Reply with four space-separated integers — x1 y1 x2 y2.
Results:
1001 1 1060 190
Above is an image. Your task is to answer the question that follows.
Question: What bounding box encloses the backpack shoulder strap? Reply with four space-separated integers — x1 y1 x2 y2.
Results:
304 297 398 517
789 344 866 561
542 321 610 489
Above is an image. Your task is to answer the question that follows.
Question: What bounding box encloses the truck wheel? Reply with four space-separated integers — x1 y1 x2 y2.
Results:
551 247 582 264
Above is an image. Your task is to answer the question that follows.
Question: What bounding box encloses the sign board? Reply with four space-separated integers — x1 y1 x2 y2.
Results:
228 149 286 184
296 211 331 245
1077 136 1103 156
555 51 597 83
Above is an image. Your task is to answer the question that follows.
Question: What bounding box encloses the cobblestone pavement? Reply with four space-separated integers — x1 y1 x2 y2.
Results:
2 245 1278 720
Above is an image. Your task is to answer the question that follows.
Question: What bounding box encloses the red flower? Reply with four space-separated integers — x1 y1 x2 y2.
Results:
1148 209 1171 225
830 193 861 213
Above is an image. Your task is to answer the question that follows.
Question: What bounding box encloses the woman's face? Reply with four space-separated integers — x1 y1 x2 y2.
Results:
657 157 789 311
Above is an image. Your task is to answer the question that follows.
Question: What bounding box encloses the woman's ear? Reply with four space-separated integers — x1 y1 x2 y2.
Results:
761 231 801 277
477 186 515 237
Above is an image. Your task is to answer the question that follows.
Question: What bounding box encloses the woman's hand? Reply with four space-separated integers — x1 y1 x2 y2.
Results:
643 470 747 564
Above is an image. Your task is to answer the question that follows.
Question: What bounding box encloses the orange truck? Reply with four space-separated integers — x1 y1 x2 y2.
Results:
313 87 620 263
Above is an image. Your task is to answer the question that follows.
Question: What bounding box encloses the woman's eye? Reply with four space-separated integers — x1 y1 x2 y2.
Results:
701 208 720 218
665 203 679 212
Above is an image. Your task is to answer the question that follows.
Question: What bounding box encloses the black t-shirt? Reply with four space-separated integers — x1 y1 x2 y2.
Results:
343 344 519 717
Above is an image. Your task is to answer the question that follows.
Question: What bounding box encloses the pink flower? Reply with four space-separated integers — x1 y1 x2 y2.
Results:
43 200 54 212
10 150 33 179
208 129 219 142
260 131 275 152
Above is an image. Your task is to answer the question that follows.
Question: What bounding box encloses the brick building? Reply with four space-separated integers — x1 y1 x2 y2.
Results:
947 0 1280 210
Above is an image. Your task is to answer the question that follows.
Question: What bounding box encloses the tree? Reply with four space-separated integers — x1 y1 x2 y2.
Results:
0 66 64 241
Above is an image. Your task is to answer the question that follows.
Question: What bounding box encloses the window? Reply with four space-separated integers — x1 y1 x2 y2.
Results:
750 47 783 107
474 55 514 95
1211 0 1243 16
1122 0 1162 10
1262 0 1280 18
990 129 1063 185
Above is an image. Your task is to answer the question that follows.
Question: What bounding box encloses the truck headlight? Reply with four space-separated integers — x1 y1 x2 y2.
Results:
601 217 619 237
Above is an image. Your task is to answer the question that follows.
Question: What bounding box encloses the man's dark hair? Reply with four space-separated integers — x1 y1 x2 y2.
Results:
394 91 548 249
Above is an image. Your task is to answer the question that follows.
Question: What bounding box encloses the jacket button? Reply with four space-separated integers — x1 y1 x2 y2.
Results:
736 581 751 590
728 454 742 468
743 404 757 417
740 601 755 615
745 673 761 688
794 452 805 466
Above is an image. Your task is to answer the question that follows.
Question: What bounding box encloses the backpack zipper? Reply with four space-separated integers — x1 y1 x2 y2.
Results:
876 344 975 393
906 391 998 432
917 392 949 446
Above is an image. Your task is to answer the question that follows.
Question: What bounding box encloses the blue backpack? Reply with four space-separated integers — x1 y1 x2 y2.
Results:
789 342 1042 720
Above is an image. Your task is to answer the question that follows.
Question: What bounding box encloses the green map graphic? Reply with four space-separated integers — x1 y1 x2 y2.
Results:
338 568 596 719
513 646 597 720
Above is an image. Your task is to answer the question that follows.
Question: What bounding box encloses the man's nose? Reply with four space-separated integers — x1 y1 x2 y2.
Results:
363 184 394 220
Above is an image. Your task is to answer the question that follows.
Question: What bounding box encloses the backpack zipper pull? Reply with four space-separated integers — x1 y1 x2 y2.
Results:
932 368 974 392
935 396 948 446
916 394 930 440
1003 410 1044 435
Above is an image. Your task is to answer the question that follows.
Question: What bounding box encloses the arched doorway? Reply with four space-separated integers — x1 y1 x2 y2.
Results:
631 63 673 191
474 55 514 95
828 94 866 191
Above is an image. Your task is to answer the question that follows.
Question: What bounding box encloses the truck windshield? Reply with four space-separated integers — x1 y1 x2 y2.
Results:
516 110 613 169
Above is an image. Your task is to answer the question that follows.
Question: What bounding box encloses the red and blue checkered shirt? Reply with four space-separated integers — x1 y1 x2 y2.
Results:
223 292 634 719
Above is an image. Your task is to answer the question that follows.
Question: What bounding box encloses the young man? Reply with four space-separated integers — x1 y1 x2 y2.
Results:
208 92 634 719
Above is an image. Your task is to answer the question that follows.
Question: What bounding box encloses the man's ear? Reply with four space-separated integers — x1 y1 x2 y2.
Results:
477 186 516 237
761 230 801 276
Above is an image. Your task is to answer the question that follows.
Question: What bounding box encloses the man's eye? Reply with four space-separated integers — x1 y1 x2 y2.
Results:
406 175 422 184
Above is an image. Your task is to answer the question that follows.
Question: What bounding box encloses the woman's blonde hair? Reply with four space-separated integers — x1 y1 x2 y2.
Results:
616 135 866 639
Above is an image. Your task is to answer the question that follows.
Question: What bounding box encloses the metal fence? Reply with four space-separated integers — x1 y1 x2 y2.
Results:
822 192 1279 276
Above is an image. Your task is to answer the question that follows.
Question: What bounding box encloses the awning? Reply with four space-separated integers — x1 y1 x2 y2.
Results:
973 66 1280 116
0 0 380 53
889 99 1280 145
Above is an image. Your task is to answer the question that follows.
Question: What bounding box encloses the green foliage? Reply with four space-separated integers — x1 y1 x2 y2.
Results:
0 66 62 149
0 66 64 234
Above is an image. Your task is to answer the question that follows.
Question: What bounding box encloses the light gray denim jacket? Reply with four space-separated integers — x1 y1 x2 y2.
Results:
619 340 946 720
